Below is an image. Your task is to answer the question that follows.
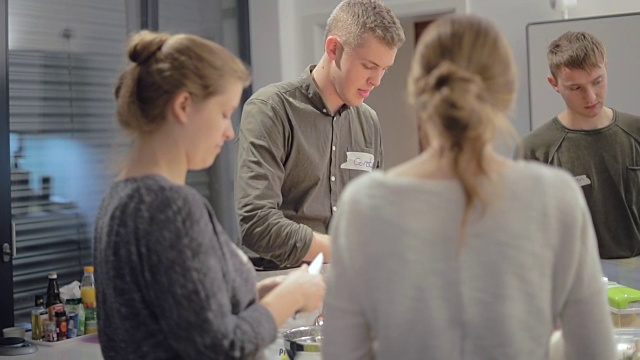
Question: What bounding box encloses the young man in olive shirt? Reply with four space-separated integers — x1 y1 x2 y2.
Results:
522 31 640 259
236 0 405 268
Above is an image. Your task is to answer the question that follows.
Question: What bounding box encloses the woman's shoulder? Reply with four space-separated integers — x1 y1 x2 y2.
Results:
506 160 586 208
106 175 208 216
508 160 578 187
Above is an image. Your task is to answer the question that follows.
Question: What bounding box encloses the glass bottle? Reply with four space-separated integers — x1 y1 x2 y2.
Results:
30 294 47 340
45 272 63 321
81 266 98 334
55 310 67 341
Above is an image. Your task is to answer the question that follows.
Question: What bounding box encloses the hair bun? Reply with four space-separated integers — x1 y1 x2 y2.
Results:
128 30 171 65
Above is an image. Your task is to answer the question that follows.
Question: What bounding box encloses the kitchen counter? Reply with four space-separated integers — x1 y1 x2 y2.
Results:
0 334 102 360
0 311 317 360
0 266 317 360
2 258 637 360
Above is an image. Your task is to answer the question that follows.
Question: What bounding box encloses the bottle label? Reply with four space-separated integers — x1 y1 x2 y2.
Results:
85 319 98 334
44 321 57 342
48 303 63 321
57 319 67 340
31 312 43 340
67 313 79 338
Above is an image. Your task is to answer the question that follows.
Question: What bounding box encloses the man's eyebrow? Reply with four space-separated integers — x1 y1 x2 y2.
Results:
364 60 381 67
566 74 603 86
365 59 393 69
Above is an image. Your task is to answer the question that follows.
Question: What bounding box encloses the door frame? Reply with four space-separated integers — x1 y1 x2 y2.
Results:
0 0 14 330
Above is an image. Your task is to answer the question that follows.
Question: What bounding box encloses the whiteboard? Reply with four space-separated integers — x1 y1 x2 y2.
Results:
526 12 640 131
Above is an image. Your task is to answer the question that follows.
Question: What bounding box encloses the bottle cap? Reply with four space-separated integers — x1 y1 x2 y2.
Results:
54 310 66 318
48 272 57 278
84 266 94 273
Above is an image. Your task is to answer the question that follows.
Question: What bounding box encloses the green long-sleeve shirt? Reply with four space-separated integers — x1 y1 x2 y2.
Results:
522 110 640 258
235 65 384 267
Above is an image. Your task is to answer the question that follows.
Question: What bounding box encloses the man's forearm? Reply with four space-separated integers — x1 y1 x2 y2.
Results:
303 232 331 263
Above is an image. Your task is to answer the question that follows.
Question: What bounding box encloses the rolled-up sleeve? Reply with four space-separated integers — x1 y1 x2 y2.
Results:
235 98 313 267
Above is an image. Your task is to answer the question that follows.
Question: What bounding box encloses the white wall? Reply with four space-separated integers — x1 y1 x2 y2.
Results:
364 21 419 168
249 0 640 164
249 0 465 89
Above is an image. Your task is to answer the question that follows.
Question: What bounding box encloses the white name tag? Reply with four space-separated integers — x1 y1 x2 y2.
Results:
575 175 591 187
340 151 374 172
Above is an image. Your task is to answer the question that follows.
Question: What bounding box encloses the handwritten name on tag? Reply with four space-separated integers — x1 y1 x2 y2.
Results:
340 152 374 172
575 175 591 187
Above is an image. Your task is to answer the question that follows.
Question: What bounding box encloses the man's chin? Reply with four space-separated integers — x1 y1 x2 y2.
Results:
345 97 365 107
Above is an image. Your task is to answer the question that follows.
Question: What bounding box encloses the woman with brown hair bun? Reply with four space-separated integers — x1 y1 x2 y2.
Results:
323 14 614 359
94 31 325 360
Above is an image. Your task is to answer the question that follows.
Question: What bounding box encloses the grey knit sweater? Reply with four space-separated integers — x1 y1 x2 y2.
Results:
94 175 277 359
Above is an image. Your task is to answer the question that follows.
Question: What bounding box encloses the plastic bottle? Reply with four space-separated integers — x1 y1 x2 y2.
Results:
81 266 98 334
30 294 47 340
45 272 63 321
64 298 85 336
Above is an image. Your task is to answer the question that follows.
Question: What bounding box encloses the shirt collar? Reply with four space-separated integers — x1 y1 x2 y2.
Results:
301 65 350 116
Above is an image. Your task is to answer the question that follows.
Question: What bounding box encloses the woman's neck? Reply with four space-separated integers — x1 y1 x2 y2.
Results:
120 128 188 185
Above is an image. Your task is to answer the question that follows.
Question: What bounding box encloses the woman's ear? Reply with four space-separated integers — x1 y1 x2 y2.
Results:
170 91 191 124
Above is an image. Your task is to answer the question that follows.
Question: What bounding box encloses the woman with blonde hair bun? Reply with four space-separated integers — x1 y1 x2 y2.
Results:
94 31 325 360
323 14 614 359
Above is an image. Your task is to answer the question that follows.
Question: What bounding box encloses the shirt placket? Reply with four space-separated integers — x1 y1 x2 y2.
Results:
329 113 339 214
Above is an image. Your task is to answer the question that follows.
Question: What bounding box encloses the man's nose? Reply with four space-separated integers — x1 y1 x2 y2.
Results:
368 70 384 87
585 87 597 102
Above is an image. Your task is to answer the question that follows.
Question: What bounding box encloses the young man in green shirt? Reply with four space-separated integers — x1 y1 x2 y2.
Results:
522 31 640 258
236 0 405 268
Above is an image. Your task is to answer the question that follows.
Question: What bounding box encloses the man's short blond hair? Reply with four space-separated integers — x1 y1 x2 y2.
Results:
324 0 405 50
547 31 607 79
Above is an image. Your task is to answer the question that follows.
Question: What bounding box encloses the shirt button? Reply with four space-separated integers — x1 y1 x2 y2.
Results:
330 176 335 182
332 206 338 212
332 146 336 151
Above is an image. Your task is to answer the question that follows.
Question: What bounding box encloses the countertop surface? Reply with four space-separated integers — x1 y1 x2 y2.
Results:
0 266 317 360
2 258 637 360
0 315 314 360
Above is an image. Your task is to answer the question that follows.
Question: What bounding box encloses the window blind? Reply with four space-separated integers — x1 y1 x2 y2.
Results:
8 0 128 323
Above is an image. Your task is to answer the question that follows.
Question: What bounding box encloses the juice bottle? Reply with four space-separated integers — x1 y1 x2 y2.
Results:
81 266 98 334
81 266 96 308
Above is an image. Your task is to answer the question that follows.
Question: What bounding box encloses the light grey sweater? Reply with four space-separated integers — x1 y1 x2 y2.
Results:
94 175 277 360
323 161 615 360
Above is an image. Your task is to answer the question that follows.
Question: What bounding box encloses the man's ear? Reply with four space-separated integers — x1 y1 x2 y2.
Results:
171 91 191 124
547 75 559 93
325 36 342 62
